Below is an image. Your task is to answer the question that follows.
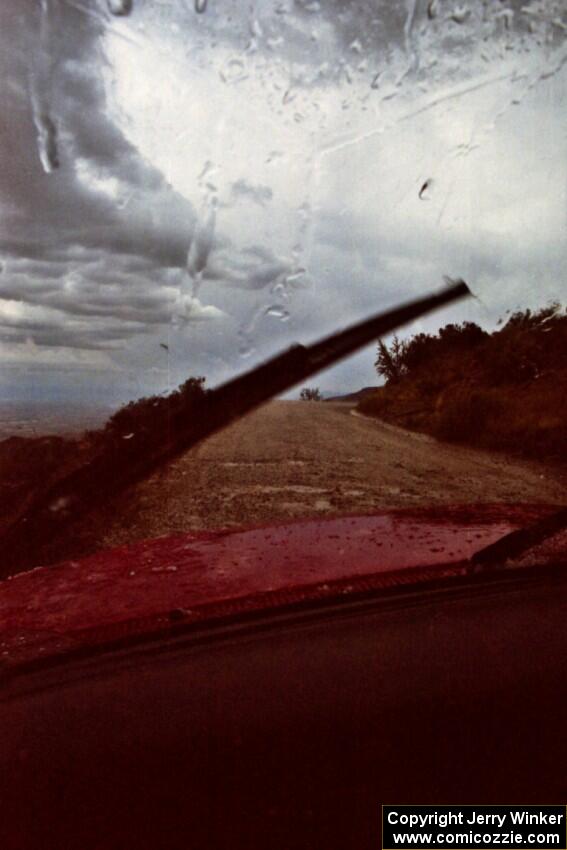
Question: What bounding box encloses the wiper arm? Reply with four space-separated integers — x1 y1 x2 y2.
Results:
202 279 470 427
1 279 470 574
471 506 567 570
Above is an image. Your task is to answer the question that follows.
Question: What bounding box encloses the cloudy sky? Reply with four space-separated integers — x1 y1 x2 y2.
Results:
1 0 566 405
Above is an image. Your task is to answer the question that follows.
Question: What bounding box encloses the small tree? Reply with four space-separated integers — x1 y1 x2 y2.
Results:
300 387 322 401
374 335 407 384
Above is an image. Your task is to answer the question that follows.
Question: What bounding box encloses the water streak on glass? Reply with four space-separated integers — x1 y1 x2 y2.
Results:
31 0 59 173
107 0 133 16
12 0 567 397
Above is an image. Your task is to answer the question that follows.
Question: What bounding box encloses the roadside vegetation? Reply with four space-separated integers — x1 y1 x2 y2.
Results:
2 302 566 555
300 387 322 401
102 377 207 444
0 377 209 540
359 304 567 461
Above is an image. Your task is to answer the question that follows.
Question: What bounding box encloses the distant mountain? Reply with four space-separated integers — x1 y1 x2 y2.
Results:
0 401 113 440
324 386 379 403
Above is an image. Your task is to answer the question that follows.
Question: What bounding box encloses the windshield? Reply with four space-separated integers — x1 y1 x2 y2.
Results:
0 0 566 573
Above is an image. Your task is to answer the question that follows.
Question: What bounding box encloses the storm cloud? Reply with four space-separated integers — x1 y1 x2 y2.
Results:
0 0 566 402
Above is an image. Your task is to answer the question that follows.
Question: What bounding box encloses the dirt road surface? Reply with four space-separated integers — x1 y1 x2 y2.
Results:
96 401 565 551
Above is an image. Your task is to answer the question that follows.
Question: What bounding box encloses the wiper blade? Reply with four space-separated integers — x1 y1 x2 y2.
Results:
202 279 470 426
1 279 470 574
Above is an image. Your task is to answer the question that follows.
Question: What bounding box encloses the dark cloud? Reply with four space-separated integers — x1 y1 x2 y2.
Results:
0 0 206 364
0 3 195 257
8 259 69 280
230 178 273 206
1 0 566 401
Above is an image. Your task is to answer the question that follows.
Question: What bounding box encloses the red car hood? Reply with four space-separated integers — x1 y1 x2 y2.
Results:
0 503 559 672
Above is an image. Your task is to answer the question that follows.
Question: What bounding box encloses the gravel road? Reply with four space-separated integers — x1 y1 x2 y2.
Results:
96 401 565 551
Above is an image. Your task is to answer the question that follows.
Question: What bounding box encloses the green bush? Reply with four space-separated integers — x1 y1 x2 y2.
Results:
362 303 567 460
433 388 500 442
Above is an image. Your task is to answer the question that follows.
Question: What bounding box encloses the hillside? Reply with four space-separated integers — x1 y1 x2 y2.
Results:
0 377 208 545
325 387 379 403
359 305 567 462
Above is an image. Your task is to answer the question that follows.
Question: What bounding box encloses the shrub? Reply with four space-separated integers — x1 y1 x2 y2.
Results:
433 388 500 443
105 377 207 439
363 301 567 460
300 387 322 401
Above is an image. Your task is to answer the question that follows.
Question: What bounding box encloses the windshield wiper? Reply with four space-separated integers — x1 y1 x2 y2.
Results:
471 506 567 570
1 279 470 574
